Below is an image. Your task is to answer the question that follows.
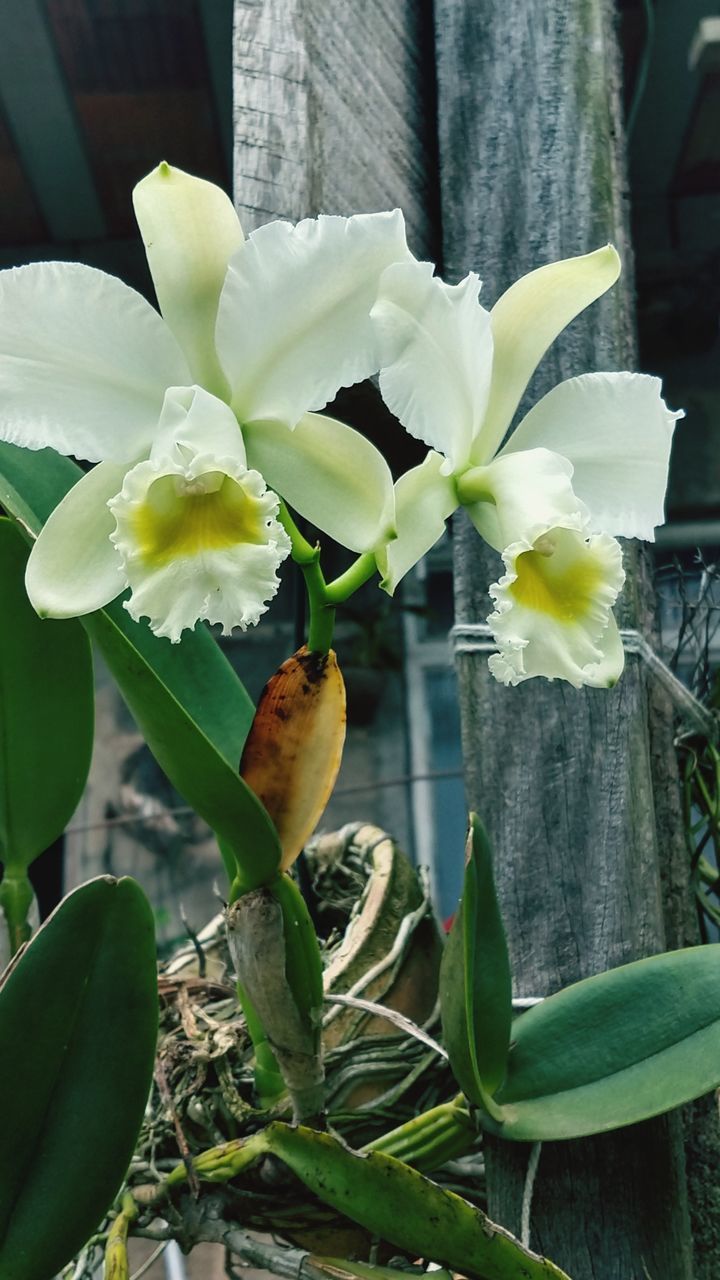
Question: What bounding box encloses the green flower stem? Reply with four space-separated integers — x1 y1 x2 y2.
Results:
276 503 379 651
0 871 34 955
325 553 378 604
276 500 335 654
302 556 336 655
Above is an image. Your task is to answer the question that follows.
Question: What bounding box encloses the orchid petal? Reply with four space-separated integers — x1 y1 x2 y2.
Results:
109 439 290 643
0 262 189 463
459 447 587 553
244 412 395 554
133 163 243 397
376 451 457 594
372 261 493 473
472 246 621 463
499 372 682 540
148 384 247 467
487 527 625 688
216 211 412 428
25 461 128 618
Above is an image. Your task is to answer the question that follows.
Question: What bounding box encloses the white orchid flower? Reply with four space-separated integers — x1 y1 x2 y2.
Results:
0 163 406 640
371 249 682 688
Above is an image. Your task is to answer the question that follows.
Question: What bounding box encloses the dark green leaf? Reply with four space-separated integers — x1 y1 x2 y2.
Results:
0 518 93 871
0 875 158 1280
440 814 512 1107
84 609 280 890
485 944 720 1141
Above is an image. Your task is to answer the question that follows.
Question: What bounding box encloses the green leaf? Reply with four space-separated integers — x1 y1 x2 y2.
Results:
0 875 158 1280
484 944 720 1142
167 1123 570 1280
440 814 512 1110
83 608 280 890
0 442 278 889
0 517 93 872
265 1125 569 1280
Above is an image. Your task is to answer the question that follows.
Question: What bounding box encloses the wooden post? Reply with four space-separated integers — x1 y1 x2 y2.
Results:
434 1 700 1275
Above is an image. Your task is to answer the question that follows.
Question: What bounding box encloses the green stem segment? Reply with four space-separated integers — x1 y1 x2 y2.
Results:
325 553 377 604
277 501 378 654
0 872 34 956
302 556 336 655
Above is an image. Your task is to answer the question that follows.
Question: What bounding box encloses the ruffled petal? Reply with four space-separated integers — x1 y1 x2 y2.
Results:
376 451 458 593
486 526 625 688
133 163 243 397
372 261 493 472
244 413 395 554
459 447 587 553
108 441 290 642
472 246 621 463
0 262 190 462
499 372 682 540
25 461 129 617
216 210 412 428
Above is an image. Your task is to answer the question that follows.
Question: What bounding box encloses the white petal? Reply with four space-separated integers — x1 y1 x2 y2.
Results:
25 461 128 617
473 246 621 462
109 441 290 642
244 413 395 554
133 163 243 397
486 527 625 688
148 384 247 467
376 451 458 594
216 211 412 427
459 448 587 552
0 262 190 462
372 261 493 473
499 372 682 541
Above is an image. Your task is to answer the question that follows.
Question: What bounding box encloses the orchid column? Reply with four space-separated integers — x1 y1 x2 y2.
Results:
434 0 711 1276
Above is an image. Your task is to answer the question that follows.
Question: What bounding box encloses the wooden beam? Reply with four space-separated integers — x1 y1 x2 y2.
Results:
434 0 712 1274
0 0 105 242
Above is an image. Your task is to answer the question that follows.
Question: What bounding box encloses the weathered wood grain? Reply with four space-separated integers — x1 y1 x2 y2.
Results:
232 0 439 257
434 0 705 1275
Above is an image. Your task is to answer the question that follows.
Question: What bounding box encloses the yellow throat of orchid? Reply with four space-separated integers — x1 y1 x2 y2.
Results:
132 471 269 568
509 531 605 623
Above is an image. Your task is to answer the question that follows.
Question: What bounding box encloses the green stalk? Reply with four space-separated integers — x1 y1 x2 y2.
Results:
0 871 34 956
302 557 336 654
277 500 336 653
325 553 378 604
276 502 380 651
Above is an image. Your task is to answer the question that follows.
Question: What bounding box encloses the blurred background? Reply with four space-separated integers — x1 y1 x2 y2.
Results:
0 0 717 934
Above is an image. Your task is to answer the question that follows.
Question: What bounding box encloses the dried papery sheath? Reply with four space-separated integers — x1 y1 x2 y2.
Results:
240 646 346 872
226 885 325 1124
